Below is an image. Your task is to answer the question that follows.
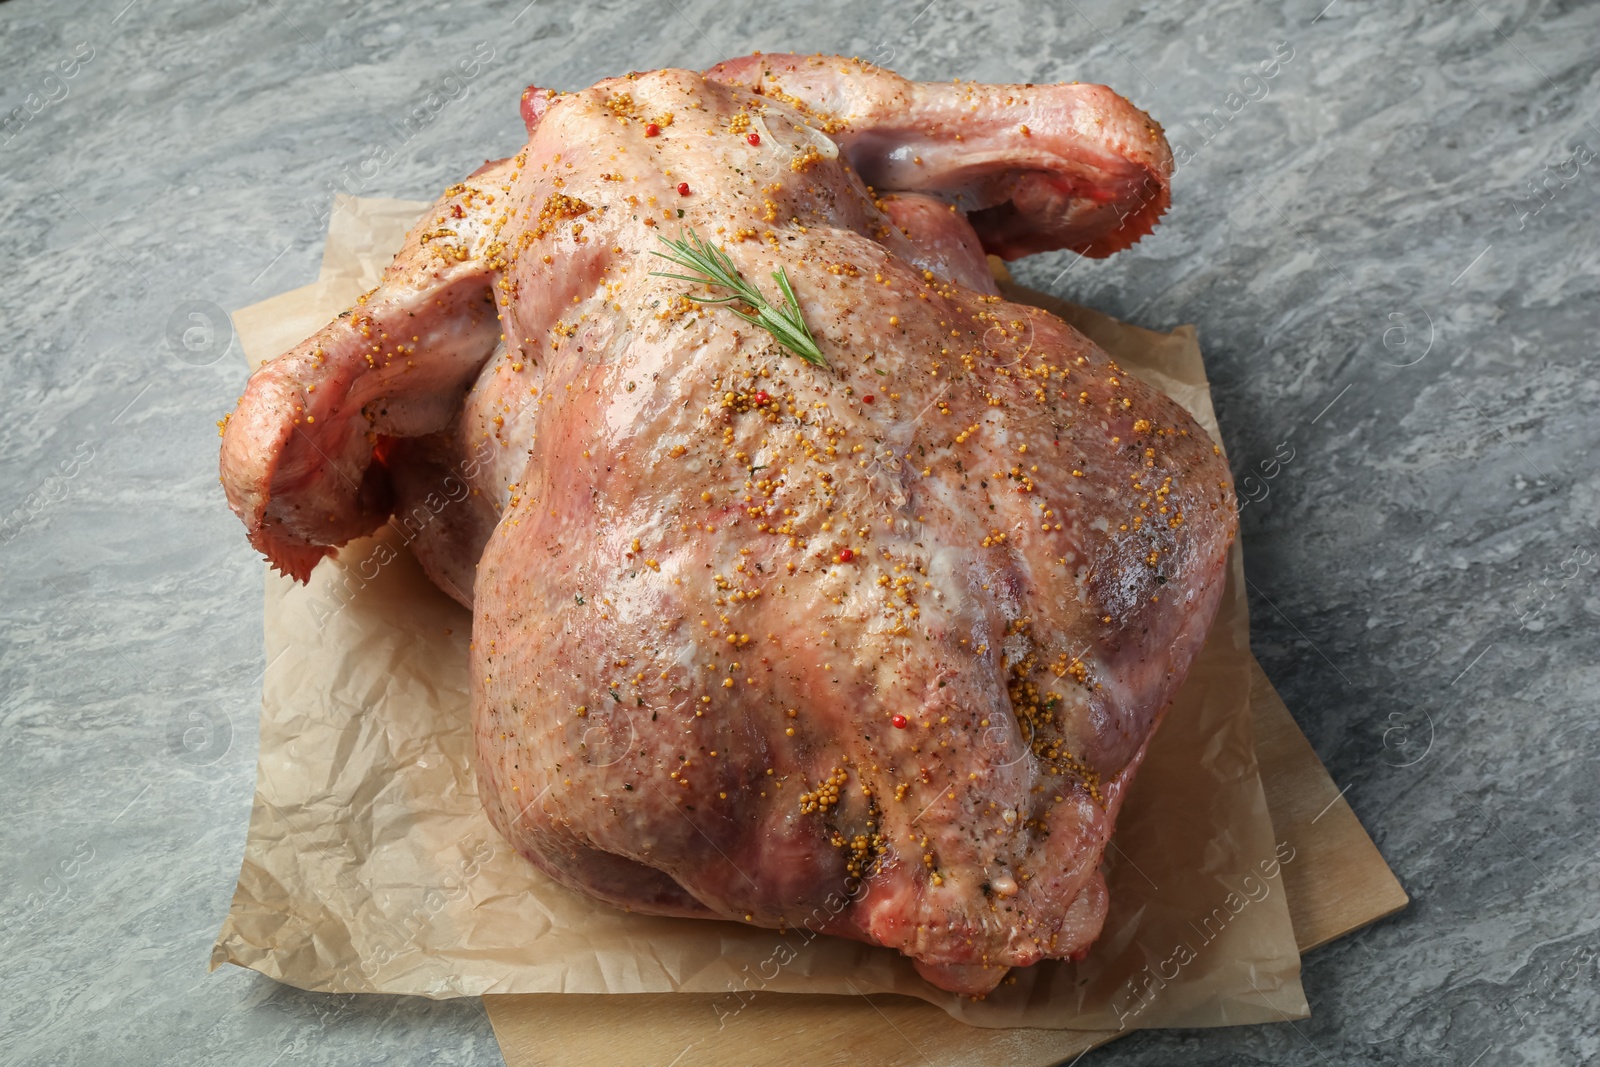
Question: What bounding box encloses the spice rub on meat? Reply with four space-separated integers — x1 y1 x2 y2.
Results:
218 54 1233 995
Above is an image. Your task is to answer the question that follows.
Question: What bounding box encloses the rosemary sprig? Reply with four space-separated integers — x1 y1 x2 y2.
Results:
650 229 827 367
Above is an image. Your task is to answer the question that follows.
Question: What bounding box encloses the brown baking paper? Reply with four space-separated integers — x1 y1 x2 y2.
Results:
484 661 1410 1067
212 194 1307 1029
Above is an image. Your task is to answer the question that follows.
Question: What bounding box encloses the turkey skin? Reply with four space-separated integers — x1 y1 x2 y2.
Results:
219 54 1235 995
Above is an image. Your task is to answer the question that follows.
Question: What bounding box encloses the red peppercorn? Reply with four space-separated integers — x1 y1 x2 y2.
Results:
891 714 909 729
747 132 761 146
645 122 661 137
836 548 854 563
677 182 690 196
862 395 875 404
753 390 770 405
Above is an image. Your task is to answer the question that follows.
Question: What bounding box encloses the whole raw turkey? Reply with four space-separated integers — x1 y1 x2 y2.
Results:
219 54 1236 995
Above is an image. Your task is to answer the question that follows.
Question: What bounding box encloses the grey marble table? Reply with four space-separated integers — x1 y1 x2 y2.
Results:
2 0 1596 1063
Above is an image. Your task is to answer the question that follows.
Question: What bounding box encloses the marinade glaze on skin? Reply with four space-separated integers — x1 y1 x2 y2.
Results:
220 55 1235 995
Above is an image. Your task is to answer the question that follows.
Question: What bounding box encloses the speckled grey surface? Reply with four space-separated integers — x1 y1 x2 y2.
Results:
2 0 1596 1063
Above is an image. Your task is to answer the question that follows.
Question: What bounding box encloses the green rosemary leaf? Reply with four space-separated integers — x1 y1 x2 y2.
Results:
649 230 828 367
